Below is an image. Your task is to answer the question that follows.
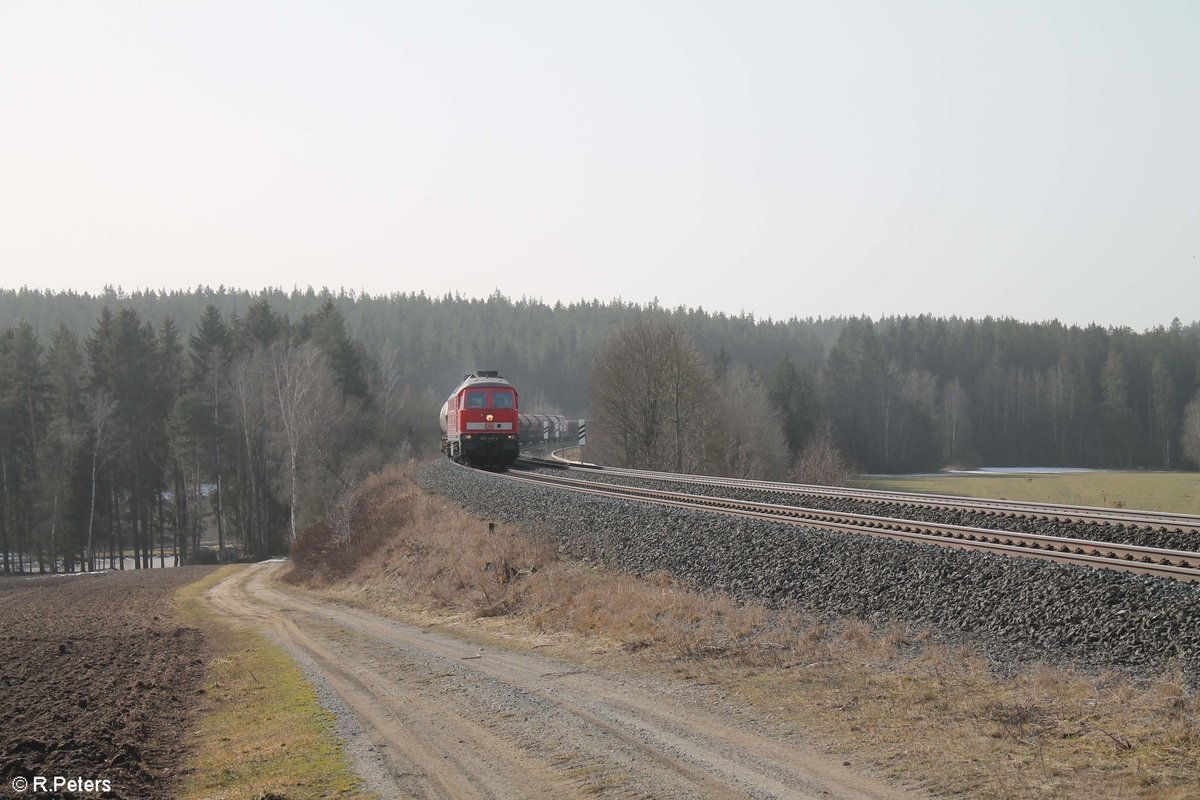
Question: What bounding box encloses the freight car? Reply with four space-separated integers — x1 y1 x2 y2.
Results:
517 413 570 449
439 371 520 468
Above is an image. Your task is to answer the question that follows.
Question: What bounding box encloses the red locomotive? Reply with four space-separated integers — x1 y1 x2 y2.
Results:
439 370 520 468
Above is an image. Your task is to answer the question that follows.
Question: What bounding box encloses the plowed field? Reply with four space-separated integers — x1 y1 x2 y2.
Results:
1 567 213 800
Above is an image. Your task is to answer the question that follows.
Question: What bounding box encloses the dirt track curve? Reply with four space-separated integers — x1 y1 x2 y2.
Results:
207 562 922 800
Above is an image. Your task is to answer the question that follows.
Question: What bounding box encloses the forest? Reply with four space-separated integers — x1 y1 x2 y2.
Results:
1 286 1199 573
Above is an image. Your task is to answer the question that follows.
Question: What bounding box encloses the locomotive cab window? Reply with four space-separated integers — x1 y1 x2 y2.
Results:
492 391 514 409
466 390 487 409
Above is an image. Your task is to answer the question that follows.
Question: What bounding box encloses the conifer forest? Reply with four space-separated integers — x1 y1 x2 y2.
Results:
1 286 1198 573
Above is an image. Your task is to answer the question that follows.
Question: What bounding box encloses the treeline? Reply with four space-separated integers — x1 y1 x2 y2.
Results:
0 298 418 573
2 288 1199 554
814 316 1200 472
587 313 1200 479
0 286 845 414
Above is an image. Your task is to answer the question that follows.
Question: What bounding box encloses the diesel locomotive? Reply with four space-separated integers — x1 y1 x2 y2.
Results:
439 370 576 468
439 371 521 468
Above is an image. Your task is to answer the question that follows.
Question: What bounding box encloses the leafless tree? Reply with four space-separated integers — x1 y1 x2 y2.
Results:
707 365 788 479
268 343 339 541
1183 391 1200 468
660 324 710 472
789 420 857 486
941 378 972 466
592 319 709 471
373 343 407 423
517 387 564 416
327 484 360 547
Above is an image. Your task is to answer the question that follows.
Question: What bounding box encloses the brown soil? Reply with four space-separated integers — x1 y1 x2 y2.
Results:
0 567 213 799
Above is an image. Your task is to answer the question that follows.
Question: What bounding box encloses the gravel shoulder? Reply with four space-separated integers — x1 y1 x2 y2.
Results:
208 560 922 800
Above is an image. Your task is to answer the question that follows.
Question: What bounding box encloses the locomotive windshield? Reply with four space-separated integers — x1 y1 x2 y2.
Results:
492 390 514 408
466 390 487 408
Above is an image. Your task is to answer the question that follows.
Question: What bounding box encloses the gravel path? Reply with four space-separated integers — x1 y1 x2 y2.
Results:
208 561 920 800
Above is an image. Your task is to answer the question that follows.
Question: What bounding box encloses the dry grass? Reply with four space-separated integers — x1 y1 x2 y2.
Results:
861 471 1200 515
287 464 1200 799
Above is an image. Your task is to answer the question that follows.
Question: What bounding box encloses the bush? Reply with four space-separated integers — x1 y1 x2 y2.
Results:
185 547 220 566
285 465 415 582
789 421 857 486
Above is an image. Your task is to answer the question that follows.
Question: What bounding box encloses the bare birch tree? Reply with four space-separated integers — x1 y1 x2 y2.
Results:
374 343 407 423
269 342 338 541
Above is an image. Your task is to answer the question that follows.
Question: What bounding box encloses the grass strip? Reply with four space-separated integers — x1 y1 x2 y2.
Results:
860 470 1200 514
174 565 371 800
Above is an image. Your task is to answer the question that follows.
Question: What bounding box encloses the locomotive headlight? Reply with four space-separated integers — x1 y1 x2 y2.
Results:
486 414 494 422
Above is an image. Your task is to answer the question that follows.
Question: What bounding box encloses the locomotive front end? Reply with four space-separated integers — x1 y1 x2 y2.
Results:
440 370 520 468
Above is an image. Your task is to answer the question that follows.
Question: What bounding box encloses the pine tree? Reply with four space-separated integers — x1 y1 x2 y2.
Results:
189 305 232 556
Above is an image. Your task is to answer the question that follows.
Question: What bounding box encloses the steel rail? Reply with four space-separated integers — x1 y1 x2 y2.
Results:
496 467 1200 582
519 459 1200 533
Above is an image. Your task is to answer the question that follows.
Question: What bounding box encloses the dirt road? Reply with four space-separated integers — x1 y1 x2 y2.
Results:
208 562 922 800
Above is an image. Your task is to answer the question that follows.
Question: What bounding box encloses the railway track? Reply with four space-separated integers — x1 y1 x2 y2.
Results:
521 457 1200 533
501 464 1200 583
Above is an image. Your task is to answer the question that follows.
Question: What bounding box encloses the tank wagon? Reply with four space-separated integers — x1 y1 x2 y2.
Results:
517 413 570 449
439 371 520 468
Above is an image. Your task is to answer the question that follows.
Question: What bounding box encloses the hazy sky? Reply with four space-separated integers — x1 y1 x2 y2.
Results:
2 1 1196 329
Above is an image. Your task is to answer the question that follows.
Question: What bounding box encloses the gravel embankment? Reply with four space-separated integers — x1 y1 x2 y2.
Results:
418 458 1200 679
525 467 1200 552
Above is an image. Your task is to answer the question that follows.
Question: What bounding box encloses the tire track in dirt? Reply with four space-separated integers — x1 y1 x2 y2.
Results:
208 562 922 800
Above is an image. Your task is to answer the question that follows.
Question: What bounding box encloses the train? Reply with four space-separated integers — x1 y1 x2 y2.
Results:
439 371 520 467
517 412 570 450
439 370 570 468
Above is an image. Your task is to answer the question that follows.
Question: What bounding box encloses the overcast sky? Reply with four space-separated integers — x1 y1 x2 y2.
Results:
2 1 1196 329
